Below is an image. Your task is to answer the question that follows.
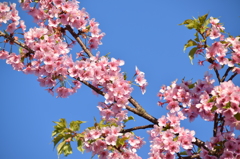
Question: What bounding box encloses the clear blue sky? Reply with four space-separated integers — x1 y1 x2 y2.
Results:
0 0 240 159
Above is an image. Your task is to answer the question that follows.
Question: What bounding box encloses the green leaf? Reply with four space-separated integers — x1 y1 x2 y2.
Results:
188 83 195 89
69 120 86 131
54 118 67 129
86 25 91 30
194 32 200 42
179 151 187 155
203 19 210 28
104 52 111 58
188 47 198 64
173 136 178 141
52 134 64 148
116 137 128 147
234 113 240 121
123 116 135 123
184 39 197 52
222 102 231 109
198 13 208 25
185 19 198 29
211 106 217 113
123 72 127 80
57 141 66 155
52 118 68 137
77 139 85 153
200 19 210 34
179 19 193 25
208 96 216 103
63 143 72 156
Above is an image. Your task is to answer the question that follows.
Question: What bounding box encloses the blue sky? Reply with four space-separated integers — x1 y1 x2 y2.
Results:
0 0 240 159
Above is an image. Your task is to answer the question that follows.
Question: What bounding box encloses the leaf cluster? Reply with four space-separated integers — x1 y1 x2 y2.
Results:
179 13 210 64
52 118 86 156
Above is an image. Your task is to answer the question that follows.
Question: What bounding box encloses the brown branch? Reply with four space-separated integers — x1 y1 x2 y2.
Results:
0 30 158 125
193 137 218 156
181 154 200 159
219 115 225 134
213 113 218 137
79 79 158 124
177 153 183 159
221 67 233 82
213 68 221 83
65 25 93 58
0 31 34 53
228 72 238 81
120 124 154 133
193 137 209 152
129 97 158 124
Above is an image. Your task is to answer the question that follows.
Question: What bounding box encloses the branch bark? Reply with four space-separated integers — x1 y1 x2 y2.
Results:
80 79 158 124
221 67 232 82
0 31 34 53
65 25 93 58
120 124 154 133
0 30 158 125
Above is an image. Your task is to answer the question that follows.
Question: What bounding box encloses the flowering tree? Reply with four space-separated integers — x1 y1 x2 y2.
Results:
0 1 240 159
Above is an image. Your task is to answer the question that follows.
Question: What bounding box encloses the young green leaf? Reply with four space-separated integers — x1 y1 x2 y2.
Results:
123 116 135 123
69 120 86 131
198 13 208 25
52 134 64 148
183 39 197 52
194 32 200 42
188 47 198 64
77 139 85 153
63 143 72 156
57 141 66 156
234 113 240 121
179 19 193 25
179 151 187 155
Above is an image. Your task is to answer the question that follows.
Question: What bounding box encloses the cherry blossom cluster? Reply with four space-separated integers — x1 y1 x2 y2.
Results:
0 2 147 106
158 72 215 122
83 125 145 159
198 80 240 130
148 112 195 159
209 17 225 40
0 2 21 33
135 66 148 94
97 102 130 125
196 17 240 73
20 0 105 50
200 130 240 159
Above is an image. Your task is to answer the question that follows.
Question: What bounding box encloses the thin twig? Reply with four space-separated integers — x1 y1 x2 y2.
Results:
79 79 158 124
228 72 238 81
0 31 33 53
120 124 154 133
65 25 93 58
213 113 218 137
221 67 233 82
181 154 200 159
213 68 221 83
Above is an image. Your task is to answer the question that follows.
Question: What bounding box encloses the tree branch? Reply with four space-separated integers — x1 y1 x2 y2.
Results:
65 25 93 58
227 72 238 81
180 154 200 159
0 31 34 53
213 113 218 137
213 68 221 83
120 124 154 133
0 29 158 125
193 137 209 152
193 137 217 156
80 79 158 124
221 67 233 82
